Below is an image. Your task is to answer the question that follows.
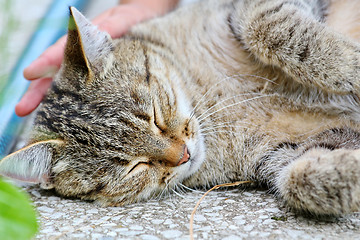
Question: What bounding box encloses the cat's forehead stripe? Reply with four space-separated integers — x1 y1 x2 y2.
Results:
141 44 151 84
48 83 83 103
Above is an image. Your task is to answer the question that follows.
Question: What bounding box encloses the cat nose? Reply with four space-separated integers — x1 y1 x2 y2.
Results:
161 143 191 167
177 145 190 166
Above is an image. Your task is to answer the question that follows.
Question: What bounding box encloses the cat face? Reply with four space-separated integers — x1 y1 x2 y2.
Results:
0 7 205 206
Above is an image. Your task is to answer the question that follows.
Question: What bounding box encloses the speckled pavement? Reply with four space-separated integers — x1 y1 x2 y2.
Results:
25 185 360 240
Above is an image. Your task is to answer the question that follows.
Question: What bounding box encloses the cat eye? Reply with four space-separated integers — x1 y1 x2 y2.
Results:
154 120 165 133
153 107 166 133
127 162 149 175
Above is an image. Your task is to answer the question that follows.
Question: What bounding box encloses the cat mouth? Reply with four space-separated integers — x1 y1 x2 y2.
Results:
177 145 191 166
182 136 206 176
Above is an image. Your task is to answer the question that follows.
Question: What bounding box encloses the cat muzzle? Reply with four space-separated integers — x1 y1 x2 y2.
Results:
177 145 191 166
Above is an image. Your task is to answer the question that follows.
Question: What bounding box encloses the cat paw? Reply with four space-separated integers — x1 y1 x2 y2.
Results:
276 148 360 216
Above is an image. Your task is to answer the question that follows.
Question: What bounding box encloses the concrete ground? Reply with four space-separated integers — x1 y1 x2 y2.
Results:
27 185 360 239
3 0 360 239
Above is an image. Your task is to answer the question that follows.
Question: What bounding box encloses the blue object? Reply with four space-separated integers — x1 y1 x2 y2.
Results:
0 0 87 158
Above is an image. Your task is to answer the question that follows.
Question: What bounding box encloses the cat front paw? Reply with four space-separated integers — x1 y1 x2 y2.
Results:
276 148 360 215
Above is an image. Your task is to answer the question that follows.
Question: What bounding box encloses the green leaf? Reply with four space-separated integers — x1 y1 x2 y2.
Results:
0 178 38 240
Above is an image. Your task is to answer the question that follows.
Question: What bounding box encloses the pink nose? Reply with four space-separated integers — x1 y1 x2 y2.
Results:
177 146 190 166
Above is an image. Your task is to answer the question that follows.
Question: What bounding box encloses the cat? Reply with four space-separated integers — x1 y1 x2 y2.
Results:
1 0 360 216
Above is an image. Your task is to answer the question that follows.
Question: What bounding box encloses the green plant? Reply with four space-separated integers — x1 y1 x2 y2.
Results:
0 178 38 240
0 0 19 94
0 0 40 238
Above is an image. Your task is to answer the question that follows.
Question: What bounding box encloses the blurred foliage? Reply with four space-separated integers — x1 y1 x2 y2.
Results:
0 2 38 239
0 0 19 93
0 178 38 240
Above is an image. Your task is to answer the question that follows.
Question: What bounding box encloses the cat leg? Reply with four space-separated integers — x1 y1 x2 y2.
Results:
257 128 360 215
229 0 360 94
275 147 360 215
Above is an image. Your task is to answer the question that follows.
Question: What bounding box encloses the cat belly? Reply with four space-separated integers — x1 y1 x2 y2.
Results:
196 110 357 185
258 110 349 143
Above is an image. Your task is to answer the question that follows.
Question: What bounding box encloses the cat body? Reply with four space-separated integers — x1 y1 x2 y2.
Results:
2 0 360 215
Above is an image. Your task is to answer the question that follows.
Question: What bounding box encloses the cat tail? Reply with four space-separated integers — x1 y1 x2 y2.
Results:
260 145 360 216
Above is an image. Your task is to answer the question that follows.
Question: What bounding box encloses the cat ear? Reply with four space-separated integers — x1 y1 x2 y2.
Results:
0 140 63 185
65 7 114 78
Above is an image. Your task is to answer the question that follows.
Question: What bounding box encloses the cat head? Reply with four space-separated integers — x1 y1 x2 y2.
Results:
0 7 205 206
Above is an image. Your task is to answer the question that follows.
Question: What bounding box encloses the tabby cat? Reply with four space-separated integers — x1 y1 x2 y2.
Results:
1 0 360 216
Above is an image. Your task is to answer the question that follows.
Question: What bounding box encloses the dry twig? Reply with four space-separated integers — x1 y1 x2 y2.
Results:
189 180 252 240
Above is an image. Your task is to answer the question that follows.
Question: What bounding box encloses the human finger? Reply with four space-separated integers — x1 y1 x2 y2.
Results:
15 78 52 117
23 36 66 80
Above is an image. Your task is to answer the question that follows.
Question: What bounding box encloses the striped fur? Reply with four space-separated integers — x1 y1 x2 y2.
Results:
2 0 360 215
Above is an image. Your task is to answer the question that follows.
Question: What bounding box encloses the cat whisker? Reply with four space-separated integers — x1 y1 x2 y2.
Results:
199 120 234 129
178 183 195 195
196 93 261 123
189 74 276 122
198 95 272 124
201 122 255 134
156 173 179 201
189 76 236 121
156 187 169 201
199 121 249 132
200 126 250 135
200 129 247 136
236 73 277 85
178 183 205 193
171 187 186 199
200 112 255 129
200 125 244 133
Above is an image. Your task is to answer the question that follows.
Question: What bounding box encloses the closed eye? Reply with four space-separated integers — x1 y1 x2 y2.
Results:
153 107 166 133
154 120 165 133
127 162 149 175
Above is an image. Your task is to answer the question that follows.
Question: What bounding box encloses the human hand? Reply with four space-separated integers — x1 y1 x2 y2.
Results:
16 0 179 117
